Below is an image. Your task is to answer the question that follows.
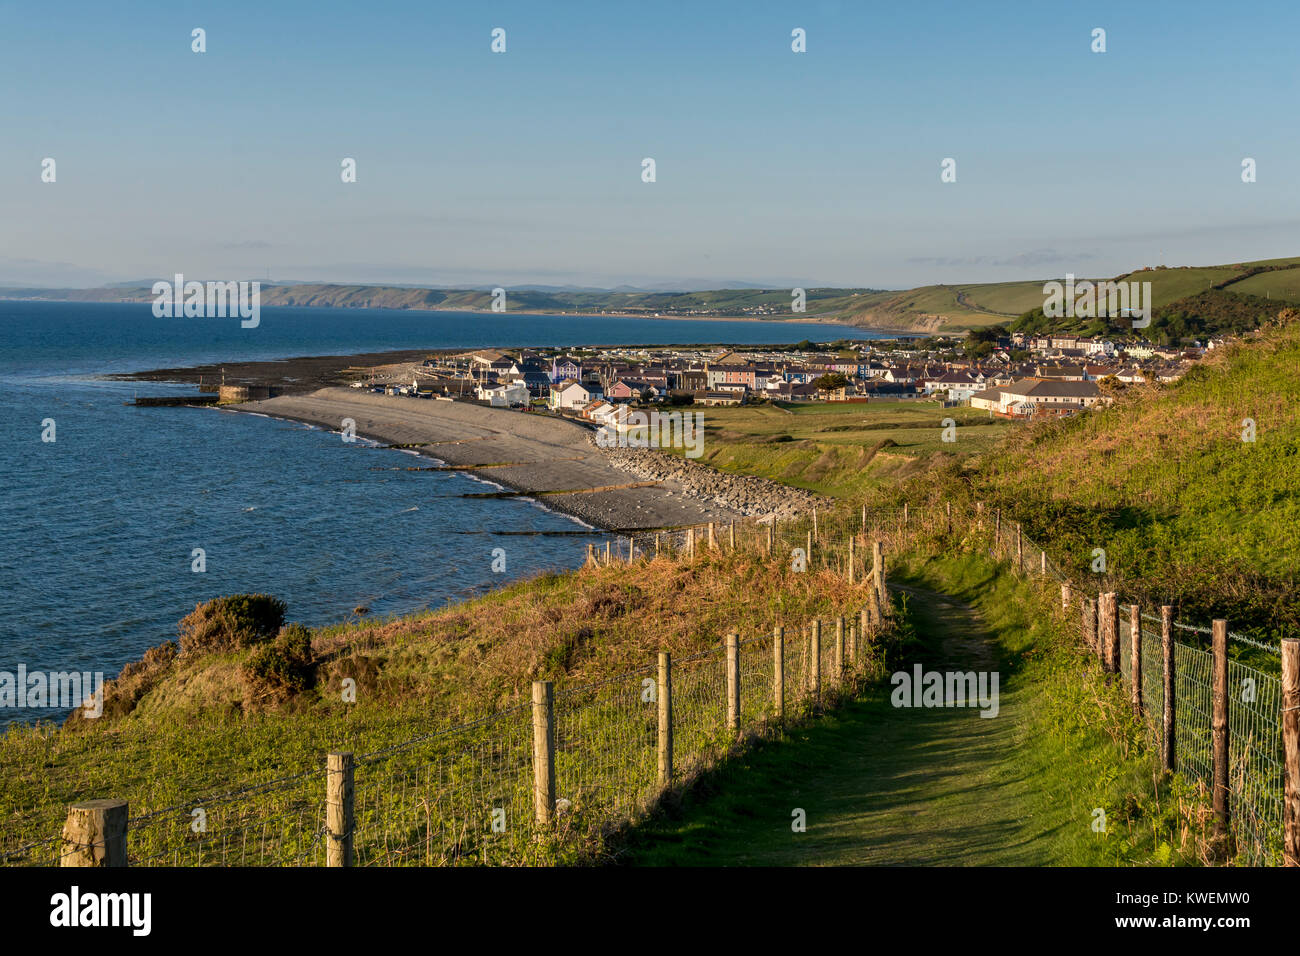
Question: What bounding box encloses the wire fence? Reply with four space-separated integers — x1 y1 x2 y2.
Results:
10 499 1289 867
956 500 1288 866
6 519 897 868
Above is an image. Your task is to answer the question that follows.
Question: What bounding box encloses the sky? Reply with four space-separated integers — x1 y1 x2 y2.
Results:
2 0 1298 290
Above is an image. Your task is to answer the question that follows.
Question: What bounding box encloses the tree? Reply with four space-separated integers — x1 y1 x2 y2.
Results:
813 372 849 391
964 325 1007 358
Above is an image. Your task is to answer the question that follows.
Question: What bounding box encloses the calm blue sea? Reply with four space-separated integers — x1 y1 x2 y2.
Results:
0 300 883 726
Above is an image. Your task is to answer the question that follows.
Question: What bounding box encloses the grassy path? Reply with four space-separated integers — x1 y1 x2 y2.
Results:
622 579 1067 865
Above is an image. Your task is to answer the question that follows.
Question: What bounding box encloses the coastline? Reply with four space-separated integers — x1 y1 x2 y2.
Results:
7 292 916 334
230 387 746 531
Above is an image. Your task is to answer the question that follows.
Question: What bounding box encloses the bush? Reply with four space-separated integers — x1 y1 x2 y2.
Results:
243 623 315 703
178 594 286 656
64 640 179 727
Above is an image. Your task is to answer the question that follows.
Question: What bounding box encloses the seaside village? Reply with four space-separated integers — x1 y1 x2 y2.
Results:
353 331 1213 424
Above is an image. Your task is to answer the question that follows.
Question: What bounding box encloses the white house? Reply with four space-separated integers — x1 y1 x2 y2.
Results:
550 379 593 411
478 381 529 407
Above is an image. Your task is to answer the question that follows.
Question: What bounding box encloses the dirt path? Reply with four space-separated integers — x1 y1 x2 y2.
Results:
624 582 1063 865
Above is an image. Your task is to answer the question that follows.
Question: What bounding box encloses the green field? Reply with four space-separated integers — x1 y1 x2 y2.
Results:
1223 267 1300 303
955 280 1053 317
668 400 1013 498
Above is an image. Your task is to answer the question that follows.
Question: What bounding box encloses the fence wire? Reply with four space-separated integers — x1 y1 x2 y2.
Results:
10 501 1289 868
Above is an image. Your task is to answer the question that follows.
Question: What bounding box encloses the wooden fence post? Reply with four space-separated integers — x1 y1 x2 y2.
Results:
1083 597 1096 654
687 527 695 559
1161 606 1175 773
531 681 556 826
847 622 857 669
1108 593 1121 674
1282 638 1299 866
604 541 611 565
655 533 661 557
946 500 952 535
848 536 855 585
658 653 673 785
861 504 866 531
1061 582 1071 610
773 626 785 721
1098 592 1114 671
1211 620 1231 853
1094 594 1104 658
766 520 774 557
61 799 128 867
872 540 885 612
326 752 354 867
835 617 845 688
806 529 813 569
813 507 818 542
725 632 740 733
1015 524 1023 571
1130 603 1142 717
729 520 735 551
994 508 1001 549
1040 549 1047 576
903 502 908 526
708 522 716 551
810 620 822 709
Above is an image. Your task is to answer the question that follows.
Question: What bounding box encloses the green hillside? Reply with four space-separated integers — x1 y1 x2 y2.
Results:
840 256 1300 335
943 310 1300 635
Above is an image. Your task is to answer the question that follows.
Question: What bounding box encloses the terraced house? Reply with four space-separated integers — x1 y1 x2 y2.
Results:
550 355 582 384
705 363 757 390
969 378 1108 418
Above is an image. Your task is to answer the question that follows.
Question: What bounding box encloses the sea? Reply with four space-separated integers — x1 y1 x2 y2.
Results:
0 300 885 726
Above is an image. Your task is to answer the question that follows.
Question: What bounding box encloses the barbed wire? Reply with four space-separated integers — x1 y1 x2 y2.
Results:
7 501 1288 867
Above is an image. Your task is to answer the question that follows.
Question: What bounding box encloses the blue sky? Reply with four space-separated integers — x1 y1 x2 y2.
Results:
2 0 1297 289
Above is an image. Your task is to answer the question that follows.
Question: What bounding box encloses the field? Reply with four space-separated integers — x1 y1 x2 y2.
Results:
954 280 1054 317
1224 268 1300 303
666 400 1013 498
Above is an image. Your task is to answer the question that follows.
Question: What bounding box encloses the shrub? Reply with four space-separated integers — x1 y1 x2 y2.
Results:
64 640 179 727
243 623 315 703
179 594 286 656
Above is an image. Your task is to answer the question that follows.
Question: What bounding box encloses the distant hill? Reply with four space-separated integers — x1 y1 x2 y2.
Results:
833 256 1300 336
6 254 1300 337
0 282 884 323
